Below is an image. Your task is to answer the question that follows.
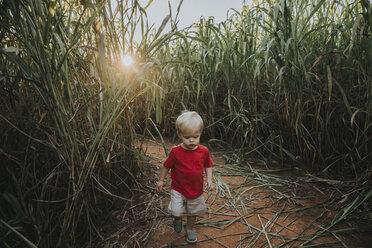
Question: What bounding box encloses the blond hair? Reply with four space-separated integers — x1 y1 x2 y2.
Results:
175 111 204 133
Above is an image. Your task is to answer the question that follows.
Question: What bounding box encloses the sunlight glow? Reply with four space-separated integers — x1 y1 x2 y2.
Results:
122 54 133 67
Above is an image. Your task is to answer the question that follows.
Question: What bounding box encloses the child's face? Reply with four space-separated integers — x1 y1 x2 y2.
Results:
178 127 201 150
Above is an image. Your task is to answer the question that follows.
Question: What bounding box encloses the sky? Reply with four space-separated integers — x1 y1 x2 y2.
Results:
140 0 247 29
134 0 250 40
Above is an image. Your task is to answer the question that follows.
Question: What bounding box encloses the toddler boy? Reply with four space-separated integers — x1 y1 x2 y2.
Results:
156 111 213 243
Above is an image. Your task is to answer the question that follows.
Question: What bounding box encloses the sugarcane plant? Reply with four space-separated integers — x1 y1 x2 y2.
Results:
0 0 176 246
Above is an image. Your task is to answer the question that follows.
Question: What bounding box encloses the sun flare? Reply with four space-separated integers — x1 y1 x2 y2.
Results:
121 54 133 67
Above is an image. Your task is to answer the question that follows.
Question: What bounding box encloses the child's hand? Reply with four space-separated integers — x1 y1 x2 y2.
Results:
156 180 164 193
205 179 214 192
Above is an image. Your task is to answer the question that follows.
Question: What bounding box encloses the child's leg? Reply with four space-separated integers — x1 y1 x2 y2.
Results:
185 194 206 230
184 195 206 243
186 215 196 231
174 216 182 222
185 215 198 243
168 190 185 233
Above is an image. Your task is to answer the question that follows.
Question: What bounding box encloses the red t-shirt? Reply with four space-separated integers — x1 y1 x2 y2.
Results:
164 144 213 199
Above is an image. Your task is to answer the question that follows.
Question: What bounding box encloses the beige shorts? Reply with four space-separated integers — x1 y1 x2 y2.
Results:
168 190 206 217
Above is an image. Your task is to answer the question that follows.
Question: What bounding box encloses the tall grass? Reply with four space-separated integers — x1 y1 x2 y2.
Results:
154 0 371 177
0 0 174 246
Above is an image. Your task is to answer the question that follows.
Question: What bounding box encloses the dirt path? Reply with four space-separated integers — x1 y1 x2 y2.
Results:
140 138 367 248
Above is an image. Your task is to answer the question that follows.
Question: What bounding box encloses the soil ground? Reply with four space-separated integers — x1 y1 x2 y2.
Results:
138 138 371 248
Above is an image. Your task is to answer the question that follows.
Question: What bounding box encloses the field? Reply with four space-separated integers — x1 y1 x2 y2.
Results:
0 0 371 247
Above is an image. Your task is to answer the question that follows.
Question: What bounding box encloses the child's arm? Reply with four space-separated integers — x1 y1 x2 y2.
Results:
156 166 170 192
205 167 213 191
